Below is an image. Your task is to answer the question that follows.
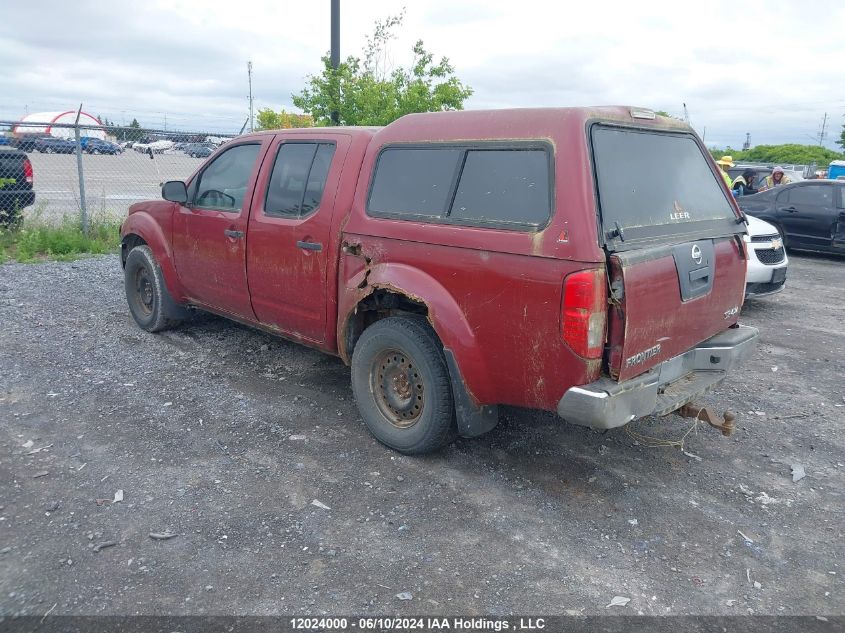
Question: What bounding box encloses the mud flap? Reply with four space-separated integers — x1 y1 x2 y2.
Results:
443 349 499 438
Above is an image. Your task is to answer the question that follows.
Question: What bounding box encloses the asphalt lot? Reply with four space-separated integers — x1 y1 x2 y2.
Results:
0 252 843 617
24 151 203 220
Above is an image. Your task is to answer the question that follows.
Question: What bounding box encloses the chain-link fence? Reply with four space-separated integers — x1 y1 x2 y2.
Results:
0 119 238 225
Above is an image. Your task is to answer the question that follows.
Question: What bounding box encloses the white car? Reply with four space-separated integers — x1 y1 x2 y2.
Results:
744 214 788 298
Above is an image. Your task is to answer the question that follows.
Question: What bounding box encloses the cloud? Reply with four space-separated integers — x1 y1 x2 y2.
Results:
0 0 842 146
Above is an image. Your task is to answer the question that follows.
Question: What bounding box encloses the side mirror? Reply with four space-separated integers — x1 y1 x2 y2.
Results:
162 180 188 204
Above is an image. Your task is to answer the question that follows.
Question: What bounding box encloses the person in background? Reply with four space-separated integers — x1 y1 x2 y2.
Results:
759 166 791 191
732 169 758 197
715 156 734 188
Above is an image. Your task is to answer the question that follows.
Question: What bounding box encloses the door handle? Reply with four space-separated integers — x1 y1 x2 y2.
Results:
783 206 797 213
224 229 244 238
296 240 323 252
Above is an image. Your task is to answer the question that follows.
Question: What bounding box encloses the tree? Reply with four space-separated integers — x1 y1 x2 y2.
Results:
255 108 313 131
292 11 473 126
837 123 845 151
121 118 145 142
708 143 843 165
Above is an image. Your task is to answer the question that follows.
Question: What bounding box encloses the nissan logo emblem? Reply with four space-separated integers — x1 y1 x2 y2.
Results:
691 244 703 265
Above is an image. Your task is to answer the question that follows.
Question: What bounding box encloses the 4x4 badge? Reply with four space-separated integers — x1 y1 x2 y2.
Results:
691 244 703 265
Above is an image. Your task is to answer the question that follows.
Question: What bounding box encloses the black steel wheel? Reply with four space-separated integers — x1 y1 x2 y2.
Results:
124 245 185 332
351 315 455 454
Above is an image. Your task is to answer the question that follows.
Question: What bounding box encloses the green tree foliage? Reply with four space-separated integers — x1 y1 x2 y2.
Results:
255 108 314 131
118 118 145 142
837 123 845 151
292 11 473 126
708 143 843 165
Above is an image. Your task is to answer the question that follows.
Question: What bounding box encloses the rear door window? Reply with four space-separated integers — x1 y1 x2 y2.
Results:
367 144 552 229
263 142 336 218
788 184 833 207
592 126 740 249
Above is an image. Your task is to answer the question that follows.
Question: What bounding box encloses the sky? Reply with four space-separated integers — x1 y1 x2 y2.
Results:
0 0 843 149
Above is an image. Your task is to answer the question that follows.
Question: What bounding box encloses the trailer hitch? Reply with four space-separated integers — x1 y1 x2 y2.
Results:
676 403 736 437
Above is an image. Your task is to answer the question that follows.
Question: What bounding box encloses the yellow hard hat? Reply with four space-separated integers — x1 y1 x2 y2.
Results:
716 155 735 167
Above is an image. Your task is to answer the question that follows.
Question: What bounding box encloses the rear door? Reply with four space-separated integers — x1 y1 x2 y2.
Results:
776 183 837 249
591 125 747 381
0 151 26 194
172 139 270 318
245 134 348 343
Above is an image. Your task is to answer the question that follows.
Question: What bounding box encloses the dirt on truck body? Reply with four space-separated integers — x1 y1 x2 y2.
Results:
120 106 757 454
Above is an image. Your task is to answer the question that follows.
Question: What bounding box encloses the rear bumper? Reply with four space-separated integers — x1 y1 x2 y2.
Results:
0 190 35 211
557 324 759 429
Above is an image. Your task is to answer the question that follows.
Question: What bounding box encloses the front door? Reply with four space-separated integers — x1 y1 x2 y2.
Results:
172 140 269 318
246 135 348 344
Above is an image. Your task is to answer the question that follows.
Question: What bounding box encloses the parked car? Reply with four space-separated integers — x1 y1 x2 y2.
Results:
12 136 40 152
738 180 845 255
36 137 77 154
81 138 122 155
743 215 788 297
134 140 174 154
120 107 758 454
0 146 35 224
184 142 215 158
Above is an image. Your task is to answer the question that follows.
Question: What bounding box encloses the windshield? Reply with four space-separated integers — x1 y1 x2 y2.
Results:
592 125 739 249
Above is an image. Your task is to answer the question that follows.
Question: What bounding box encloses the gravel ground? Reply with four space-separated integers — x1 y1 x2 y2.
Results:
0 253 843 617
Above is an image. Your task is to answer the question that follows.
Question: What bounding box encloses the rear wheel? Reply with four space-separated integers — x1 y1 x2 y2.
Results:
351 315 456 454
124 245 186 332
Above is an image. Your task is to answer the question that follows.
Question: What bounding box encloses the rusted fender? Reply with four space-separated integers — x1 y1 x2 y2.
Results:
120 205 185 303
343 261 494 407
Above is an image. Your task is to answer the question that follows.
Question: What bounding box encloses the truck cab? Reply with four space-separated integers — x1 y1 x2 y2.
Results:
120 107 757 454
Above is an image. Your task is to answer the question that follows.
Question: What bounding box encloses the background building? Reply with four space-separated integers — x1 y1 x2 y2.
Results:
12 111 105 139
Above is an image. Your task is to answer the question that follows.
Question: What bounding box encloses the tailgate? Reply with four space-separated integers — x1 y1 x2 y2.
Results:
606 237 747 381
590 123 748 383
0 152 26 191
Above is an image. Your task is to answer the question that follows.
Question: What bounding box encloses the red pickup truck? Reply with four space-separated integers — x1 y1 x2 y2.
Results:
120 107 758 454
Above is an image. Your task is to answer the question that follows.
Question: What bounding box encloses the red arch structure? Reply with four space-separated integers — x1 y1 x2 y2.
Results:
13 111 105 139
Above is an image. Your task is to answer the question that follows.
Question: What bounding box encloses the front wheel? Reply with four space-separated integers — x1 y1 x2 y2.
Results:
351 315 456 454
124 245 185 332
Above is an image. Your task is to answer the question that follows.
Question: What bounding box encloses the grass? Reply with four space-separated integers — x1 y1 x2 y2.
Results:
0 207 122 263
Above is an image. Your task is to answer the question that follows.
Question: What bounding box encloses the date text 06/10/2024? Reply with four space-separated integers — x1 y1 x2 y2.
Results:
289 617 547 631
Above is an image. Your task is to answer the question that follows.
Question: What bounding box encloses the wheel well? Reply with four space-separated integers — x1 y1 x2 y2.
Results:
120 234 147 267
345 290 429 360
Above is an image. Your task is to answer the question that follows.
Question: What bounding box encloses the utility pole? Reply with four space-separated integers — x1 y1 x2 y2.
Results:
742 132 750 151
331 0 340 126
818 112 828 146
73 103 88 236
682 102 690 124
247 60 254 133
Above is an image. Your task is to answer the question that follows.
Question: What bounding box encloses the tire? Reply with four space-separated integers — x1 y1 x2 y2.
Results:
351 315 456 454
0 207 21 228
124 245 186 332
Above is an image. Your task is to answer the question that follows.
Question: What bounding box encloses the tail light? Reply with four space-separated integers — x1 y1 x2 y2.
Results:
562 269 607 359
23 158 33 184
